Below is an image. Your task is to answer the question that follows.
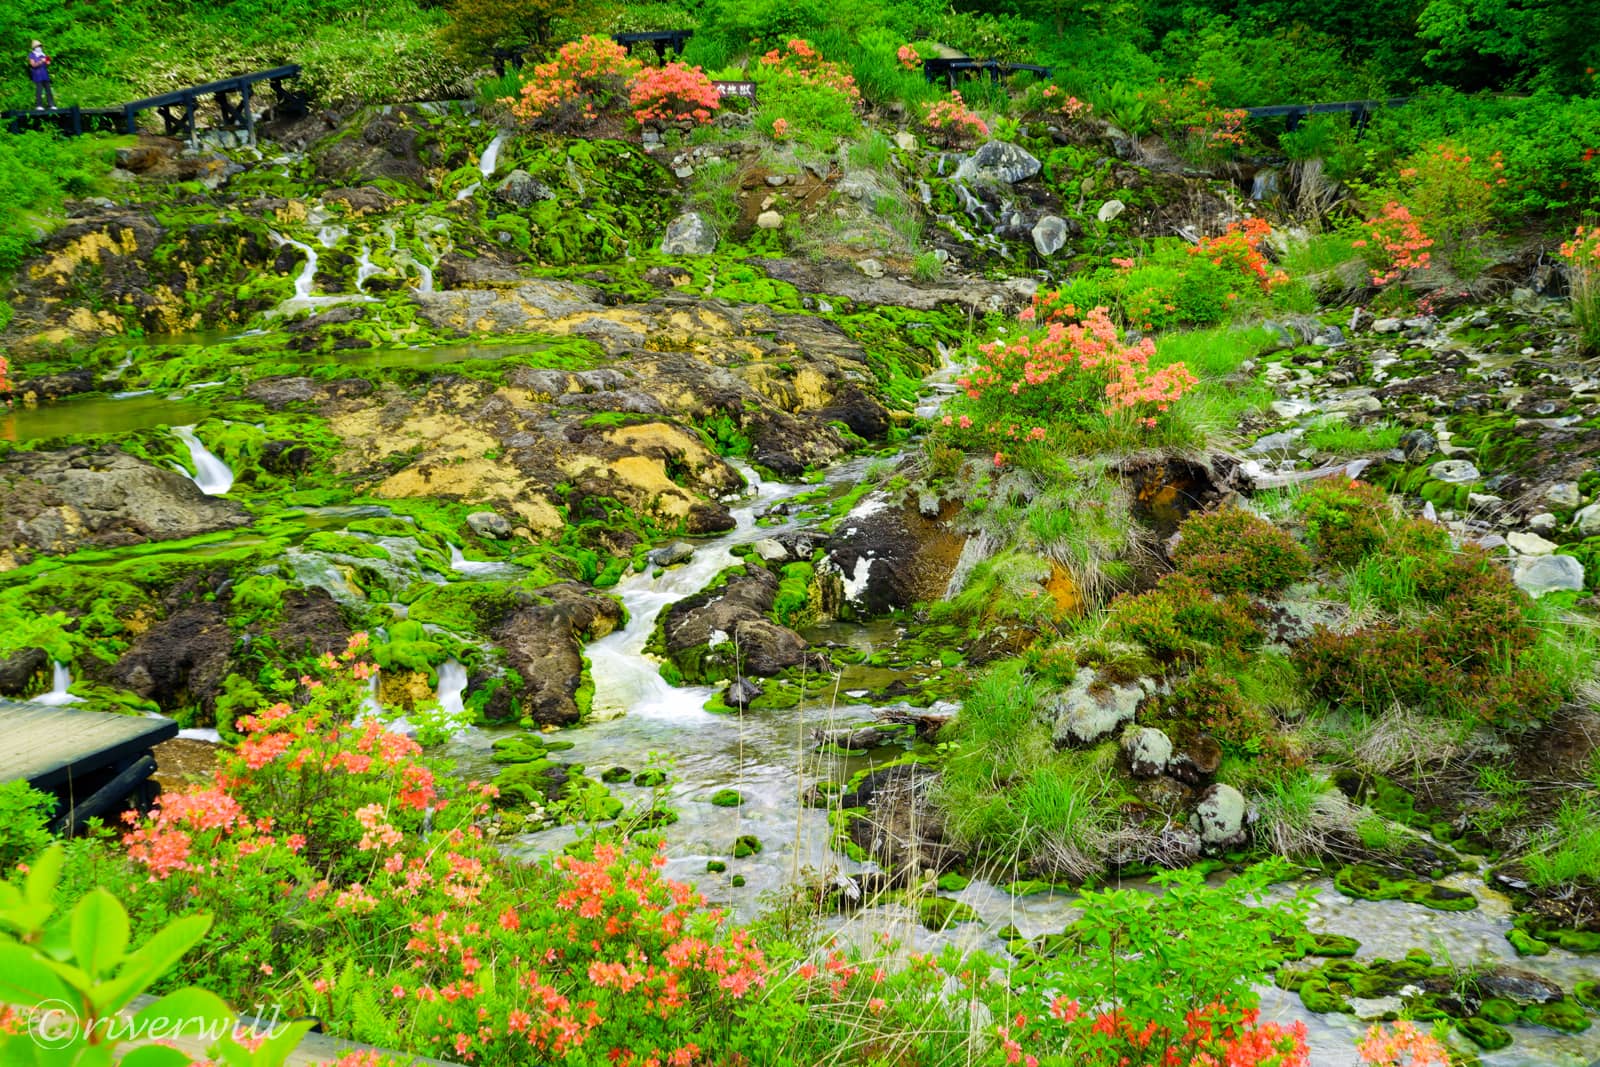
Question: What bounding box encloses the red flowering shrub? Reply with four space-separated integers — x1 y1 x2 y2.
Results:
629 62 720 127
921 91 989 145
1172 504 1310 594
1559 223 1600 353
940 298 1195 453
1042 84 1091 120
0 352 10 399
896 44 921 70
749 38 860 147
1357 1020 1452 1066
756 38 860 102
1148 76 1248 158
1190 219 1289 293
1353 202 1432 286
508 35 640 127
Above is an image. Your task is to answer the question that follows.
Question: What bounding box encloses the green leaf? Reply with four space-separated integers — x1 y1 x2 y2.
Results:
91 914 212 1016
0 941 78 1006
212 1020 313 1067
69 891 129 982
133 987 235 1047
23 847 64 913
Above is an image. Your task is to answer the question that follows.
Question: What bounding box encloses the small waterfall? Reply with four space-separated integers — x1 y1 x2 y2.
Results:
479 130 508 179
33 662 83 706
1250 167 1281 202
360 673 384 720
449 544 521 579
354 243 379 292
172 425 234 495
317 224 348 248
410 257 434 296
454 182 480 202
436 660 467 716
269 232 319 300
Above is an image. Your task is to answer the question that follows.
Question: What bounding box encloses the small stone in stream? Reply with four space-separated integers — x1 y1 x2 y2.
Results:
765 174 786 186
710 789 742 807
648 541 696 567
750 538 787 562
732 834 762 858
466 511 513 539
1513 554 1584 598
1372 318 1404 333
1429 459 1480 483
725 677 763 708
1507 531 1557 555
1398 430 1437 462
600 766 632 783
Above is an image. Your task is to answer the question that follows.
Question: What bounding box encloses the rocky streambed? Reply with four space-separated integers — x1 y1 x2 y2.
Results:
2 107 1598 1065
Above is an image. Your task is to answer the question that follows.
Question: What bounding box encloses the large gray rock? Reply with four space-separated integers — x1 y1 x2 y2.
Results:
660 211 718 255
1047 670 1146 746
648 541 696 568
954 141 1041 185
1031 215 1069 256
0 447 250 567
493 170 556 208
490 584 625 725
1573 502 1600 535
1546 482 1581 510
1512 554 1584 598
1194 783 1248 846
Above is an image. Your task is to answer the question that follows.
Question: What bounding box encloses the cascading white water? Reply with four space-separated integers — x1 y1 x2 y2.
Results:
317 224 348 248
172 425 234 495
436 659 468 716
410 256 434 295
584 465 812 723
354 243 379 291
449 544 522 579
270 231 319 301
479 130 508 179
454 182 480 202
32 662 83 705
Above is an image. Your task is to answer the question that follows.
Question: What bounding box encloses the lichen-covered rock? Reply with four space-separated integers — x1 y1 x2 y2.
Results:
494 170 556 208
1046 669 1146 747
1030 215 1069 256
111 603 233 715
1513 553 1584 597
817 496 966 618
466 511 513 539
654 564 817 681
489 584 624 725
0 647 48 696
1122 726 1173 778
1194 783 1248 846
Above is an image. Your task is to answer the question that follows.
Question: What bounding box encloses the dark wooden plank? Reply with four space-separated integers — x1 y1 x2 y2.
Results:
0 706 178 791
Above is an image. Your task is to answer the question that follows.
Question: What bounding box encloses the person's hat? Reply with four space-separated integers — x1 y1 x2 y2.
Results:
31 40 41 48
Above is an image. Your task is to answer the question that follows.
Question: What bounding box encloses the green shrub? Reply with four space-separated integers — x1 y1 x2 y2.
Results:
0 781 55 872
1172 505 1310 595
1105 572 1263 664
1147 664 1305 778
1294 477 1391 565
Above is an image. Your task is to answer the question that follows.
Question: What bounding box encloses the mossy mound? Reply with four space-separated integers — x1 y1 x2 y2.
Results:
916 896 981 931
1334 863 1479 911
732 834 763 858
709 789 742 808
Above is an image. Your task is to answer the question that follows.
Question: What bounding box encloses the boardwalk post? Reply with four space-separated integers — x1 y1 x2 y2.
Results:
242 82 256 145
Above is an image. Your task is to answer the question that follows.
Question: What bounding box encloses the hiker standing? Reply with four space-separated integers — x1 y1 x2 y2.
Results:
28 39 54 110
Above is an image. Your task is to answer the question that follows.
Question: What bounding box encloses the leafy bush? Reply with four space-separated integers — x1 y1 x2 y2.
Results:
1105 572 1263 664
443 0 573 57
1148 664 1306 778
939 298 1196 456
1294 477 1391 565
1172 505 1310 594
920 91 989 146
629 62 720 126
1559 224 1600 355
749 38 862 149
0 781 53 873
508 35 640 127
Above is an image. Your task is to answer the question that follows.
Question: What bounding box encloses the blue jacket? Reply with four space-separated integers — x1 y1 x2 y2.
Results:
29 50 50 83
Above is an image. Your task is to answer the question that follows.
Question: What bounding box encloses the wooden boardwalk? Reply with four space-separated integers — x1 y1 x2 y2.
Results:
2 65 306 142
0 705 176 832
